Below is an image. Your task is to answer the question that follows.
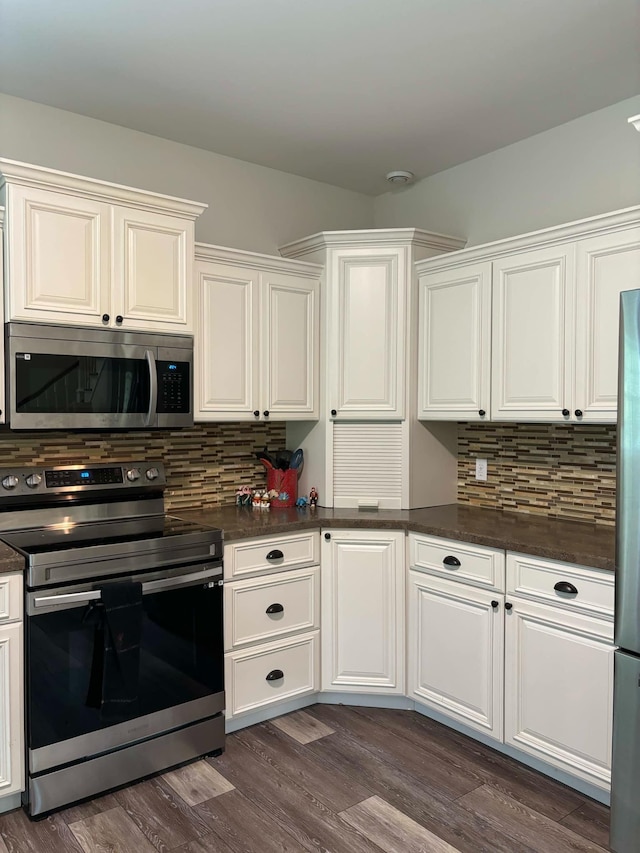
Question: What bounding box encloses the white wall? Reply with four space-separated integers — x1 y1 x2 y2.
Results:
0 93 373 253
373 96 640 245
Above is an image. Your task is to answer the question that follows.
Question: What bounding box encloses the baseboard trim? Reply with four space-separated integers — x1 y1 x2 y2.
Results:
0 792 22 814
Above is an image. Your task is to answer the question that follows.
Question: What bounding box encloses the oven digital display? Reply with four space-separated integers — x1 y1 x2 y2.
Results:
45 467 125 488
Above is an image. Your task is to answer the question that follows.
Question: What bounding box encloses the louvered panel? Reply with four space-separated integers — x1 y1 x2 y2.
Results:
333 422 403 509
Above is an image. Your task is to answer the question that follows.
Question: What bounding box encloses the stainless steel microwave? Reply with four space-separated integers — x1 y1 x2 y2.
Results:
5 322 193 430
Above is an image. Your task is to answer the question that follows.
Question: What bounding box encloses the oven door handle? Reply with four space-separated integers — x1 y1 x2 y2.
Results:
32 565 223 610
144 349 158 427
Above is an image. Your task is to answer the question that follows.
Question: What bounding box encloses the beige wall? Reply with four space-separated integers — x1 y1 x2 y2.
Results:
0 93 373 254
374 95 640 245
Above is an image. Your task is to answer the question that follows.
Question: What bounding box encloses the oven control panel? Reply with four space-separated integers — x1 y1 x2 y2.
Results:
0 462 166 498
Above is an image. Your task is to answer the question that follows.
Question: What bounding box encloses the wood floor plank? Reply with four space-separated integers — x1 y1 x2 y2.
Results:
235 720 373 811
207 734 385 853
194 789 308 853
0 834 10 853
115 777 211 851
342 795 463 853
270 709 334 744
457 784 608 853
57 793 120 826
305 727 531 853
353 704 587 821
0 809 84 853
69 805 157 853
173 833 235 852
560 801 611 849
162 760 235 806
307 703 482 801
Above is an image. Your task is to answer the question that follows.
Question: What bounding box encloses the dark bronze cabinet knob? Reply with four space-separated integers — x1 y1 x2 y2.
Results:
505 602 513 611
575 409 583 418
263 410 270 417
102 313 110 323
562 409 570 417
253 410 260 417
331 409 337 417
115 315 123 324
478 409 486 417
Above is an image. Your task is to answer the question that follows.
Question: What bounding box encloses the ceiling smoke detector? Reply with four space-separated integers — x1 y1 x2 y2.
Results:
385 170 415 185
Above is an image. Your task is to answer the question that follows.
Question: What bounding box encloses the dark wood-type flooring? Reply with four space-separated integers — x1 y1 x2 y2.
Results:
0 704 611 852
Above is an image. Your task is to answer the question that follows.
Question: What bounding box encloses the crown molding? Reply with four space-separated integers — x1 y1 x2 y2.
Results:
0 159 207 220
195 241 323 276
279 227 466 259
415 205 640 274
628 114 640 132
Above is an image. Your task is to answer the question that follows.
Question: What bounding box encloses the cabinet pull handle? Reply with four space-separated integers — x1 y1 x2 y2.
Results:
574 409 583 418
562 409 570 417
554 581 578 595
331 409 337 417
505 602 513 611
266 549 284 561
478 409 486 417
491 600 499 609
266 669 284 682
443 555 461 567
102 314 110 323
324 533 331 541
253 410 260 417
266 603 284 614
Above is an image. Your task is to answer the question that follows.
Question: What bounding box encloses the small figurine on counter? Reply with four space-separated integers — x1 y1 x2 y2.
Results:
236 485 253 507
260 492 271 508
252 489 263 507
267 489 279 501
309 487 318 508
295 496 308 508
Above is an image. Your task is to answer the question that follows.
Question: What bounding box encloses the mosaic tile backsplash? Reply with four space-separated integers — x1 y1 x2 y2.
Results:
0 422 286 511
458 423 617 526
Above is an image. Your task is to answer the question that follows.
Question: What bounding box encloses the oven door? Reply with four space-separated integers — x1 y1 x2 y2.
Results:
25 563 224 775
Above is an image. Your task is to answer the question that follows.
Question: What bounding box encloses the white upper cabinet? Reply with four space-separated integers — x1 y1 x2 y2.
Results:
0 160 206 333
415 206 640 422
491 245 575 422
574 227 640 422
194 245 321 422
417 262 491 420
330 246 406 419
0 208 5 425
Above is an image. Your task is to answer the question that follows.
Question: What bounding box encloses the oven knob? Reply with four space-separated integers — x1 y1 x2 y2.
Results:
146 467 159 481
2 475 19 490
126 468 141 482
25 473 42 489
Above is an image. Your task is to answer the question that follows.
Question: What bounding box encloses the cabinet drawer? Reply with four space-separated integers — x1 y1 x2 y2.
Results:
507 553 614 620
225 631 319 717
409 534 505 591
224 566 319 651
224 531 319 580
0 574 22 623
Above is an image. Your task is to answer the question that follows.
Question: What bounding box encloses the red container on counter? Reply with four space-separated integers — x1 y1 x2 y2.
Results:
266 468 298 508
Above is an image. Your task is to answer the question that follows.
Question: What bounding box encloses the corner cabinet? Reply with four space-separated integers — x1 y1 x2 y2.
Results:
415 207 640 422
321 528 405 694
0 573 24 805
0 159 206 333
194 245 321 422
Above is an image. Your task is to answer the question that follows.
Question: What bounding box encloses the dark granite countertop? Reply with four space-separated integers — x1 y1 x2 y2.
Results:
176 503 616 572
0 540 26 575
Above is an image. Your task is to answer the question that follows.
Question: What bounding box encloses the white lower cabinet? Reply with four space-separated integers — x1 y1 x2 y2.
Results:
0 574 23 803
408 571 503 740
223 533 320 722
321 529 405 694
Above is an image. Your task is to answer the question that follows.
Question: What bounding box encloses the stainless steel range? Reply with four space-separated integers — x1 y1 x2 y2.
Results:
0 461 224 818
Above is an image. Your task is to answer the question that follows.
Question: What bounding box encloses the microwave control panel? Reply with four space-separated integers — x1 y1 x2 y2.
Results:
157 361 190 414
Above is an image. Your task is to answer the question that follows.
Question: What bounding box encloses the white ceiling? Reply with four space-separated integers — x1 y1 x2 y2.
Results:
1 0 639 195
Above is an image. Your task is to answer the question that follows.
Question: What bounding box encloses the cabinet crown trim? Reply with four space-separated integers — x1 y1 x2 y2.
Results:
415 205 640 274
195 242 323 275
279 228 466 259
0 159 207 219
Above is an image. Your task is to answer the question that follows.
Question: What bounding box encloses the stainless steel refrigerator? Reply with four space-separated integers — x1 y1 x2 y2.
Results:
611 287 640 852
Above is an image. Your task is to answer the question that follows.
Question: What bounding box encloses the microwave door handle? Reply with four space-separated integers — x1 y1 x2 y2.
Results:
145 349 158 427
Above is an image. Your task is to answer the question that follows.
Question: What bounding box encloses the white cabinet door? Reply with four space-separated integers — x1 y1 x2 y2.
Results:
574 227 640 422
492 245 575 421
504 597 614 790
194 262 259 421
408 571 503 740
5 185 110 325
261 272 319 420
0 622 23 798
329 247 405 419
321 529 404 693
0 218 5 425
113 208 192 333
418 263 491 420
